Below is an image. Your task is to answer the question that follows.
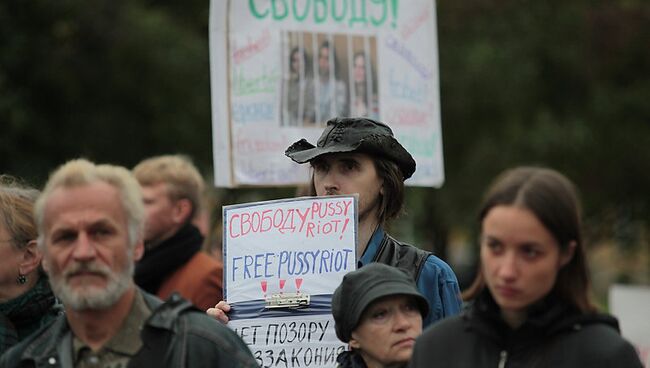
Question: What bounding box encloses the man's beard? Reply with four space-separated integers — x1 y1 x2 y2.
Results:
48 257 134 311
358 194 382 224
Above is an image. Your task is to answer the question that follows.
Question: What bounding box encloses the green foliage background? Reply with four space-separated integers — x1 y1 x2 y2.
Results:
1 1 648 289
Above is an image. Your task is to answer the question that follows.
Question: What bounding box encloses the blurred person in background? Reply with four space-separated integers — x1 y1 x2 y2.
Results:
133 155 223 311
410 167 643 368
0 176 60 356
350 51 378 119
332 263 427 368
316 40 348 121
282 46 316 126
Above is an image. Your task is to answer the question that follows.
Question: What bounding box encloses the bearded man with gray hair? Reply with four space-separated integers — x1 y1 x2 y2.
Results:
0 159 256 368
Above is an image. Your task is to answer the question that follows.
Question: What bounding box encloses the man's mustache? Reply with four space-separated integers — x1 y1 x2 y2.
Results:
63 262 111 279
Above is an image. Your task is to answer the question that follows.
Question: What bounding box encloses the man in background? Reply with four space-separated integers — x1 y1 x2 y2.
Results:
133 154 222 311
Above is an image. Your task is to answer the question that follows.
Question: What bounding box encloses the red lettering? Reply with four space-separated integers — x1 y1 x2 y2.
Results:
229 214 241 238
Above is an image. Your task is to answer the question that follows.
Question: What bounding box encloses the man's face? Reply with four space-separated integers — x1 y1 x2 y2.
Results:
141 182 179 247
353 55 366 83
41 182 142 311
318 46 330 77
311 152 383 222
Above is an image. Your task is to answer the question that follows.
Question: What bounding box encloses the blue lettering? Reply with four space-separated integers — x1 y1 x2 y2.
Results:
244 255 254 279
232 256 242 282
264 252 275 277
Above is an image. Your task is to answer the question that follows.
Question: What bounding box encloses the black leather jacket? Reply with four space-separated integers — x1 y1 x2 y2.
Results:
372 232 430 283
0 291 258 368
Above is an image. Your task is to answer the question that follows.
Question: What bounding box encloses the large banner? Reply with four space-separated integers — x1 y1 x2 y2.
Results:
223 196 357 367
210 0 444 187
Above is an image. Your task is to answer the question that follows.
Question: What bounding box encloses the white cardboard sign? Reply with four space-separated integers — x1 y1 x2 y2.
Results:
223 196 357 367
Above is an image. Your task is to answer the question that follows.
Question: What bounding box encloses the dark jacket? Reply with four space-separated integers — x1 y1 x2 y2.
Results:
0 276 62 356
336 351 367 368
361 227 462 327
0 291 258 368
372 232 430 281
410 291 643 368
336 350 409 368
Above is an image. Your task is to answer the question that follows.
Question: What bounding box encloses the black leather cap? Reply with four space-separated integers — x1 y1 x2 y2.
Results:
285 117 416 180
331 263 429 342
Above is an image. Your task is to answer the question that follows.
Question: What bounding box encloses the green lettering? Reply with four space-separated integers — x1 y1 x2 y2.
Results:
232 67 280 96
314 0 328 24
331 0 348 22
370 0 387 27
249 0 269 19
390 0 398 28
348 0 368 27
272 0 290 20
293 0 312 21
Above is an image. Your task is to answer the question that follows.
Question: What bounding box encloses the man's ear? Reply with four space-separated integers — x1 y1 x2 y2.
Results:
19 240 43 276
172 198 193 224
560 241 577 267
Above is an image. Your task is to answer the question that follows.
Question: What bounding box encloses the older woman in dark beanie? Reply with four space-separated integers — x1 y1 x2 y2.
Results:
410 167 642 368
332 263 428 368
0 176 60 355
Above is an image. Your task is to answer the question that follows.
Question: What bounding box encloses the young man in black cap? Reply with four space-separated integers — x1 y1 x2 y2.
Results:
207 117 461 327
285 117 462 327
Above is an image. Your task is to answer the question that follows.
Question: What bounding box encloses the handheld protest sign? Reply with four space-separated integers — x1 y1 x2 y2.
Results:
223 195 357 367
210 0 445 187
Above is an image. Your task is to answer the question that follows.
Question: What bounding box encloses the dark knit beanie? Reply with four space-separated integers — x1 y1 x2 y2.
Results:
331 263 428 342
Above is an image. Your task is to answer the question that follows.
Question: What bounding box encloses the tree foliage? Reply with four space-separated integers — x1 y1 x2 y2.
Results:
0 1 647 278
403 0 650 253
0 0 212 184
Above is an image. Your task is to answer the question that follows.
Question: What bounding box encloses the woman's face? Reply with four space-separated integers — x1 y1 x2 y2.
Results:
0 219 23 298
481 206 573 324
350 295 423 367
290 50 303 73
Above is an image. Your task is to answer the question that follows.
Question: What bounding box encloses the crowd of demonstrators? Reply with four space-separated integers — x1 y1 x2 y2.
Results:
0 159 257 368
410 167 643 368
0 120 643 368
332 263 427 368
0 177 61 356
208 117 463 327
133 155 223 311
